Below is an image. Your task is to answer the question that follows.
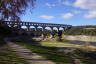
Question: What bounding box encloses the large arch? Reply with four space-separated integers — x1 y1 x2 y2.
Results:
59 27 63 30
53 27 58 31
30 26 35 31
45 27 51 31
8 25 11 27
21 26 27 31
37 26 43 31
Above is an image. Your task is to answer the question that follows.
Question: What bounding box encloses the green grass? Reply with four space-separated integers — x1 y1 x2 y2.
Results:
14 39 96 64
41 40 82 47
41 40 96 64
15 40 74 64
74 50 96 64
41 40 96 51
0 39 28 64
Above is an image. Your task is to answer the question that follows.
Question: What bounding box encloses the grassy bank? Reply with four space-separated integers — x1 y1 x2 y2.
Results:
64 26 96 36
41 40 82 47
14 39 96 64
0 39 28 64
41 40 96 51
15 40 74 64
74 50 96 64
42 40 96 64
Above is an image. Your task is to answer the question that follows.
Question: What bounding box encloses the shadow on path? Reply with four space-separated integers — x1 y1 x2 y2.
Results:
5 38 55 64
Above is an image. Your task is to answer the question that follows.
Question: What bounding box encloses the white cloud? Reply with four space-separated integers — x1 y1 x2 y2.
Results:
45 3 56 8
44 0 96 19
61 13 74 19
40 15 54 20
73 10 81 14
84 11 96 19
63 1 72 6
74 0 96 10
73 0 96 19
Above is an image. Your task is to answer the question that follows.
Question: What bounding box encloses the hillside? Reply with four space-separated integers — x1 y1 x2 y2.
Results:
64 25 96 36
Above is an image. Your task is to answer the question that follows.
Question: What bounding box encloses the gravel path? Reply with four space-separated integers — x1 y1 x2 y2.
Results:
5 39 55 64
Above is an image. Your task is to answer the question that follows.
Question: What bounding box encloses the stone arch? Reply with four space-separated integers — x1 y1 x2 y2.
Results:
30 26 35 28
37 26 43 31
37 26 42 28
45 27 51 31
21 26 27 30
30 26 35 31
13 25 18 27
8 25 11 27
59 27 63 30
53 27 58 31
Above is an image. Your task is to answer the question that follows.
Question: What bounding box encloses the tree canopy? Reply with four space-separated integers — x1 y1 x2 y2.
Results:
0 0 36 21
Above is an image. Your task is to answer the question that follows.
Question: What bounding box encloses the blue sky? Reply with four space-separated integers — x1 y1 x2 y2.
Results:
21 0 96 26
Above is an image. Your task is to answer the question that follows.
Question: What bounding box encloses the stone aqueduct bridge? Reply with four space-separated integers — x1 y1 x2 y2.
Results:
3 21 72 31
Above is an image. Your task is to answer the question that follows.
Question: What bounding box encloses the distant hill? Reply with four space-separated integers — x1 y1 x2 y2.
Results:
64 25 96 36
74 25 96 28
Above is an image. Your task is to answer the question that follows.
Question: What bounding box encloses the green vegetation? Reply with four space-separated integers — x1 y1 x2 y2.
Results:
15 40 74 64
14 39 96 64
0 45 28 64
0 40 28 64
0 0 36 21
64 25 96 36
0 23 12 37
0 38 6 46
41 40 81 47
51 35 69 42
74 50 96 64
41 40 96 51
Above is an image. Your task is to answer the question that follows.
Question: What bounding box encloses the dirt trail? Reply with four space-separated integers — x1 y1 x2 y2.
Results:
5 39 55 64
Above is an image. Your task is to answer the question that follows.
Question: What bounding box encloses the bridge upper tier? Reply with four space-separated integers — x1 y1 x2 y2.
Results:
3 21 72 28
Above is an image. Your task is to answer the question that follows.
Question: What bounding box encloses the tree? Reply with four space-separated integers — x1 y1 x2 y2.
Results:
0 24 12 37
0 0 36 39
0 0 36 21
